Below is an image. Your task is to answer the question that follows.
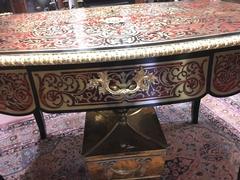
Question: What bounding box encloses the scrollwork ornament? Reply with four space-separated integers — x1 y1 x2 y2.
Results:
35 58 207 110
87 68 157 96
36 73 88 109
212 52 240 94
170 61 206 97
0 72 34 113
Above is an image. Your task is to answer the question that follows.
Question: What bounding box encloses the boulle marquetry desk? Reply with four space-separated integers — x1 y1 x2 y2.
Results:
1 1 240 179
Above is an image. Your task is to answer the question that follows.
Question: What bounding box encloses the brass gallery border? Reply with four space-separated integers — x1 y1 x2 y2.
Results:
0 34 240 66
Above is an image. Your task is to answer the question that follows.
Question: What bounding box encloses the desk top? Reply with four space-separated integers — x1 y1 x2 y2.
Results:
1 0 240 66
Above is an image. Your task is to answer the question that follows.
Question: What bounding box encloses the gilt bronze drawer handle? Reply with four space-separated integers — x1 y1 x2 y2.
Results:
88 68 157 95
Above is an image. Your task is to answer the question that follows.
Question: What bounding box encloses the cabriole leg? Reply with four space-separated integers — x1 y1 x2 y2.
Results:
33 109 47 139
191 99 201 124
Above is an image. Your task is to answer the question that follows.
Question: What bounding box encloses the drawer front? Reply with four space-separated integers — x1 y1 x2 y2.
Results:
211 50 240 96
86 150 166 180
32 57 208 111
0 69 35 115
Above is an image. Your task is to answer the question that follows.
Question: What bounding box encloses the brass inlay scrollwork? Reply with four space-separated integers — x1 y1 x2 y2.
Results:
33 57 207 111
211 50 240 95
87 68 157 96
0 70 35 114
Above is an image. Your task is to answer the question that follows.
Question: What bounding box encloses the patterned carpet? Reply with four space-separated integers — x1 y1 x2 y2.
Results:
0 94 240 180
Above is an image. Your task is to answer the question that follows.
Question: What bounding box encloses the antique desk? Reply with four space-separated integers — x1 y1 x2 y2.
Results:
0 1 240 179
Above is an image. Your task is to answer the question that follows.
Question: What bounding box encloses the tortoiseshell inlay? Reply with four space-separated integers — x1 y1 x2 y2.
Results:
0 70 35 115
0 1 240 53
32 57 208 111
211 50 240 96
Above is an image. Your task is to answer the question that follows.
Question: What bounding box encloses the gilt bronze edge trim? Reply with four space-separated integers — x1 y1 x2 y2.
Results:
0 34 240 67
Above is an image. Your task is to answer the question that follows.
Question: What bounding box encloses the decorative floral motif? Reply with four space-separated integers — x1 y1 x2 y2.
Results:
200 142 230 161
33 58 207 111
212 50 240 95
0 1 240 52
0 70 35 114
87 68 157 96
164 157 194 177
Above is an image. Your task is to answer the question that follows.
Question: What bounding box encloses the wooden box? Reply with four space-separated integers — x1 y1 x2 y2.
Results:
82 107 167 180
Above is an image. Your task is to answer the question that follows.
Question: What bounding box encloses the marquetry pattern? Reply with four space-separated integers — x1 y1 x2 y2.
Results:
1 1 240 66
211 50 240 96
32 57 208 111
1 1 240 52
0 69 35 114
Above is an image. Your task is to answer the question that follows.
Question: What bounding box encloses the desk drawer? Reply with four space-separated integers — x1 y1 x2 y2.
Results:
32 57 208 111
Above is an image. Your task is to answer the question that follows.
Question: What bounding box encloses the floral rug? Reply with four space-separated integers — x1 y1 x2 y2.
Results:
0 94 240 180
